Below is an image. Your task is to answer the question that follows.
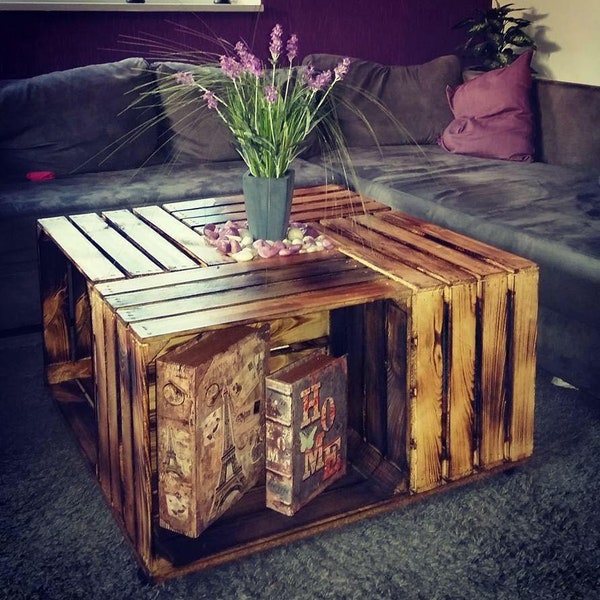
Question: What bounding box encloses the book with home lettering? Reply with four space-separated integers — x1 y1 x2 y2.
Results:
265 350 347 516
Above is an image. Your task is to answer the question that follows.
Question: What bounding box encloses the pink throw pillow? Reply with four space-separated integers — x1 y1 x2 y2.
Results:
439 51 535 162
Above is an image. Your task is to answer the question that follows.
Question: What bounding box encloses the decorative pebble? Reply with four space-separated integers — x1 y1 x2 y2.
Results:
201 221 335 262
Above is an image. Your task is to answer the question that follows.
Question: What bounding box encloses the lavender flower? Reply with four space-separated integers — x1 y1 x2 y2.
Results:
286 34 298 63
263 85 278 104
220 55 243 79
203 90 218 110
174 71 195 86
307 69 333 91
269 24 283 61
334 57 352 80
235 41 263 77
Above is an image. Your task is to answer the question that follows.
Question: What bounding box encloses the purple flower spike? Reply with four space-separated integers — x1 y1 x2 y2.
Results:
203 90 218 110
269 24 283 60
174 71 195 86
334 57 352 80
220 55 242 79
264 85 278 104
235 41 263 77
308 69 333 91
286 34 298 62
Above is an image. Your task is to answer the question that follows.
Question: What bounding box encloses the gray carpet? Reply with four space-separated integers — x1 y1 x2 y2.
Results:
1 333 599 600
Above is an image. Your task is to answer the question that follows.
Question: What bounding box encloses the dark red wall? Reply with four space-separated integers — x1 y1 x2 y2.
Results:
0 0 487 79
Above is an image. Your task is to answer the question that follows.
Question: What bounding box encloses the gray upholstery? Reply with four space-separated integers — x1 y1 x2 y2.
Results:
0 58 161 179
311 144 600 392
1 56 599 395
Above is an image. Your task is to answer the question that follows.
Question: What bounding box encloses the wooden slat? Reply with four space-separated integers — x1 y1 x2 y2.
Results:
377 211 535 272
70 213 164 276
445 282 477 481
386 301 408 472
96 251 341 298
408 288 445 493
117 319 137 543
117 266 389 324
317 219 445 290
106 254 359 310
355 214 501 278
90 286 112 499
478 273 510 468
103 209 198 271
162 194 243 213
38 217 125 282
506 267 538 461
130 278 398 339
128 336 154 567
134 205 233 266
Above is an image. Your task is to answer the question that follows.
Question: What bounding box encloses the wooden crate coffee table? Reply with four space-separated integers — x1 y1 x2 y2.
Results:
37 185 538 582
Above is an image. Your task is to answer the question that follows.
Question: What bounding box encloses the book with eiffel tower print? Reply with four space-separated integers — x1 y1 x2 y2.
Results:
156 324 269 538
265 350 347 516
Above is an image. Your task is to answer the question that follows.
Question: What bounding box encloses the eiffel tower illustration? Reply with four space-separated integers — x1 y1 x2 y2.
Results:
164 427 184 478
211 388 246 517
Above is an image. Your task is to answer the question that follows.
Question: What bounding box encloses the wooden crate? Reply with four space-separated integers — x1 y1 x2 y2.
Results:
37 184 387 391
318 211 538 492
91 251 400 580
37 188 537 582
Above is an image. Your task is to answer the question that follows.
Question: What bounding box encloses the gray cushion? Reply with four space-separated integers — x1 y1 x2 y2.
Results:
153 62 240 164
0 58 161 180
301 54 462 147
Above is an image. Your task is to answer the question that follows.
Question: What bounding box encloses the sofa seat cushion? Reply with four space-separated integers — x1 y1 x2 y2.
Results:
301 54 462 147
312 145 600 325
0 158 329 220
0 58 162 180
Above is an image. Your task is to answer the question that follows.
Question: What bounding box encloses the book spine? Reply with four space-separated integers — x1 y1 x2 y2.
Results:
265 386 294 512
156 366 199 536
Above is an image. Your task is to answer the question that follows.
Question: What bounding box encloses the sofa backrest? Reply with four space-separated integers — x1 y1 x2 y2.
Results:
0 58 162 181
303 53 600 172
533 79 600 171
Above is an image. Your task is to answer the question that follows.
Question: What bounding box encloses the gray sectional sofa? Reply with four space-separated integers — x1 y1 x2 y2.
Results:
1 55 599 395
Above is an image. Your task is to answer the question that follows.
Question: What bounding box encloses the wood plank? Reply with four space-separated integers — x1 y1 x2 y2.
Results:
38 217 125 282
445 282 477 481
386 301 409 473
103 209 198 271
134 205 234 266
129 278 399 340
105 254 356 310
478 273 510 468
408 288 445 493
363 301 388 452
38 232 72 369
96 251 344 299
377 211 535 272
354 214 501 278
46 357 92 385
129 336 154 567
317 219 446 290
117 266 388 325
506 267 538 461
90 286 112 499
69 214 164 276
102 297 122 514
117 318 137 544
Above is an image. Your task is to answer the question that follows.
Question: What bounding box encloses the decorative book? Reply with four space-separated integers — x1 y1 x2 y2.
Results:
265 350 348 516
156 324 269 538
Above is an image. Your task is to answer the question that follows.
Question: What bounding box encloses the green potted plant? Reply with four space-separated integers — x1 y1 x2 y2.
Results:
169 25 350 242
453 1 536 71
